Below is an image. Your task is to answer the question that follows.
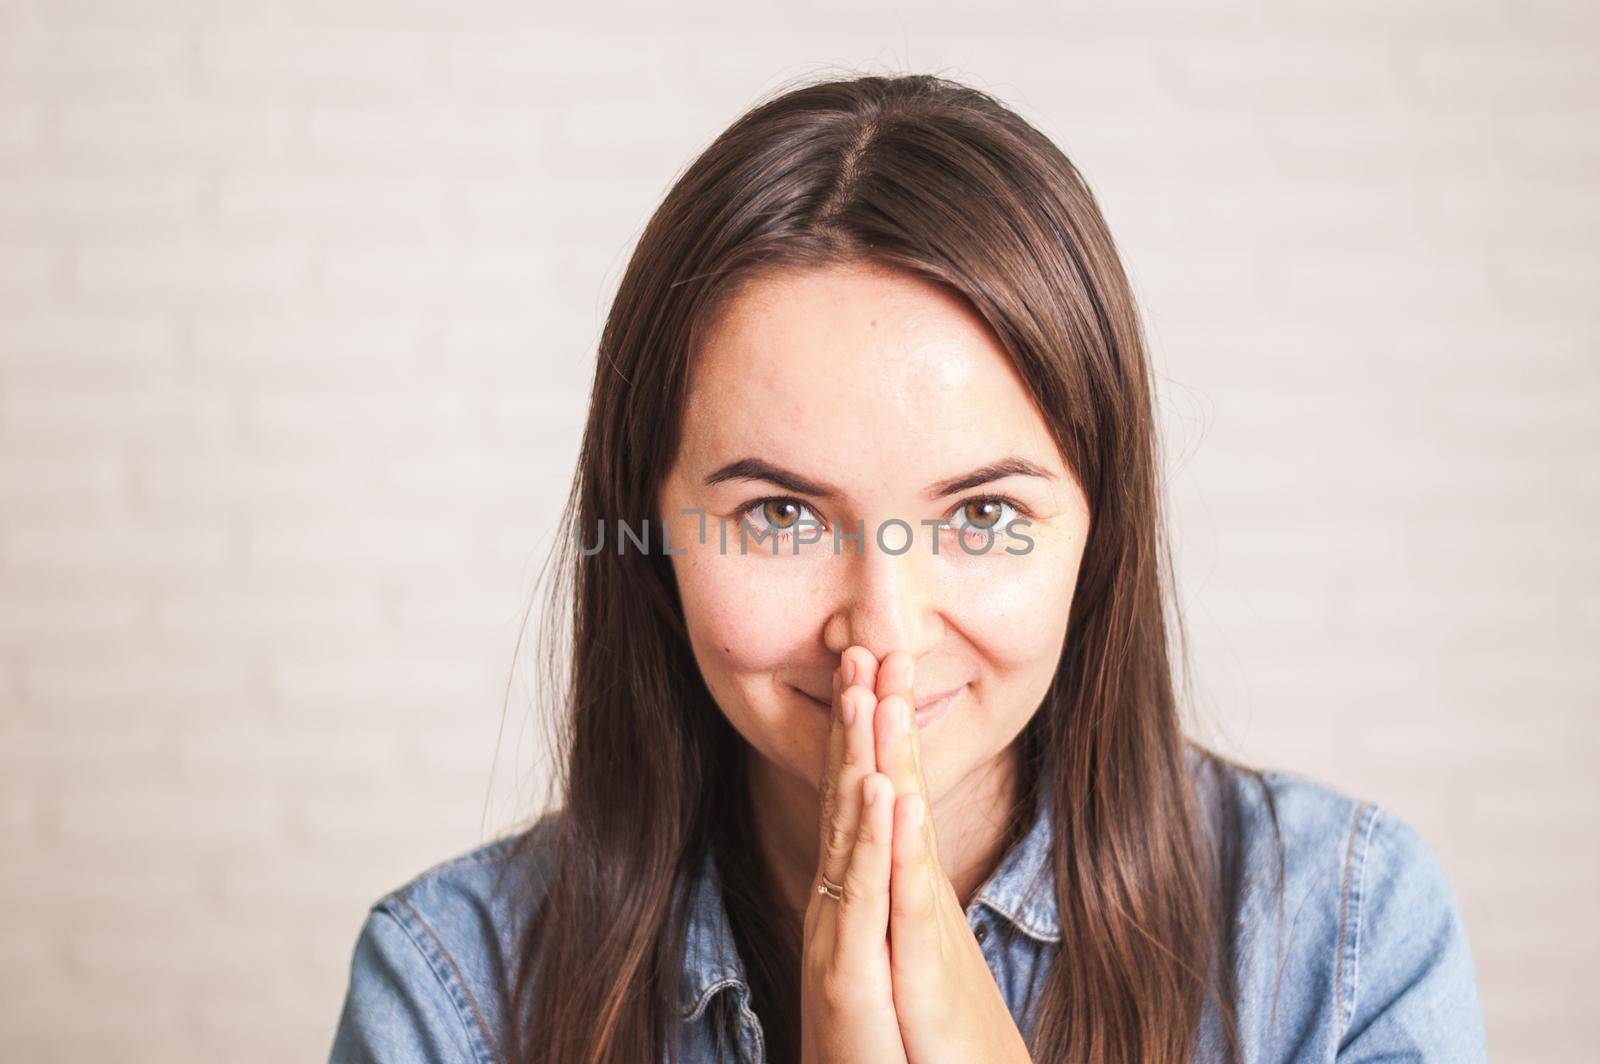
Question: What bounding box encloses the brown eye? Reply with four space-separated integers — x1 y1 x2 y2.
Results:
762 499 802 529
960 498 1005 530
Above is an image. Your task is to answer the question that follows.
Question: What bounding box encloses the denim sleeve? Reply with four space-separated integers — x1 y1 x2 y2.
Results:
329 907 481 1064
1336 809 1489 1062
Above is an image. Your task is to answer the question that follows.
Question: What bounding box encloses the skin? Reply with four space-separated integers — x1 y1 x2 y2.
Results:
657 262 1092 1060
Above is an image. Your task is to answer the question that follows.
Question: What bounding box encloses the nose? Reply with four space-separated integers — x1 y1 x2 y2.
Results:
822 520 944 663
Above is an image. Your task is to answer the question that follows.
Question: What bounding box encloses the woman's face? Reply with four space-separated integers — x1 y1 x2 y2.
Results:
658 263 1091 808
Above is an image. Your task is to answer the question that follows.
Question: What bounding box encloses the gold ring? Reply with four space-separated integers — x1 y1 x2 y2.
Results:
817 874 843 901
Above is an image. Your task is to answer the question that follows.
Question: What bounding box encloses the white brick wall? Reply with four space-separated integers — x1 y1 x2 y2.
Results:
1 3 1594 1061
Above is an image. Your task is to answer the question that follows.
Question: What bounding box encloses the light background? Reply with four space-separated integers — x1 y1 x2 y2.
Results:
1 2 1595 1061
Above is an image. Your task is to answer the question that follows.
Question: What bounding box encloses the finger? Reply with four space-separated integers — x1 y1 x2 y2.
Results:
873 690 941 864
816 644 878 880
833 772 893 968
871 650 918 797
889 791 941 970
818 666 878 894
902 684 939 861
873 693 920 800
815 656 847 841
874 649 915 707
845 644 880 696
809 657 851 945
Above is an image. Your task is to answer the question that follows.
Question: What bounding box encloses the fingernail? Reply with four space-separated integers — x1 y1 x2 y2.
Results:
841 691 857 728
842 657 855 687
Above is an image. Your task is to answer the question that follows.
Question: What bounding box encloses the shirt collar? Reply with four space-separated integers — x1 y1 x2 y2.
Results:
966 787 1063 944
679 843 753 1020
678 789 1062 1020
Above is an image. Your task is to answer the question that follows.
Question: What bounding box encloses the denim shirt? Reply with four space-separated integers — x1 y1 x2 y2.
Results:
329 750 1489 1063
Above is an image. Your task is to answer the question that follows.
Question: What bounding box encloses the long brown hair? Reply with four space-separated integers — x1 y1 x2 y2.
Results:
501 71 1282 1064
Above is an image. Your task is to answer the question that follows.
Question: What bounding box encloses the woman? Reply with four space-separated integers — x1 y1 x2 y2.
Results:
329 73 1488 1063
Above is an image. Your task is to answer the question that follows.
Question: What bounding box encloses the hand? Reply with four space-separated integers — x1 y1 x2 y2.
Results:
872 650 1034 1064
799 647 909 1064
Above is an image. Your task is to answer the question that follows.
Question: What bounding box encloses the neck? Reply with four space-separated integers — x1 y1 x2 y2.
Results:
744 742 1025 935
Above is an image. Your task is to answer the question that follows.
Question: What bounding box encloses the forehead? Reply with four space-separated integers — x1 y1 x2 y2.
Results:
682 264 1059 476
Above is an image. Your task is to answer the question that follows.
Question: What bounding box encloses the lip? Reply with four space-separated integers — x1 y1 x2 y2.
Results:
796 683 966 731
797 687 831 709
913 684 964 730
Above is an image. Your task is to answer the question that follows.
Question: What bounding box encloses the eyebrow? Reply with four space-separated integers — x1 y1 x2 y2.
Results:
703 456 1056 500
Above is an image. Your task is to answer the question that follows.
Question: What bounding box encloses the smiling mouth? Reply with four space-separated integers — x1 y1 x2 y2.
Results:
794 683 966 727
912 686 963 714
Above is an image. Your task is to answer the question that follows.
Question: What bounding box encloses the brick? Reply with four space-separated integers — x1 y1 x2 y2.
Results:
156 588 382 646
0 455 127 510
214 175 449 237
442 27 688 103
307 103 548 172
175 725 407 785
22 659 258 716
1157 39 1401 113
0 26 184 100
272 655 484 709
0 587 148 649
49 786 282 848
0 245 64 299
0 103 42 152
197 27 427 100
190 312 428 386
74 243 309 305
0 313 174 388
241 389 472 456
131 450 373 520
0 384 236 460
320 245 547 308
0 175 201 241
1 516 233 574
57 101 305 164
1398 41 1600 112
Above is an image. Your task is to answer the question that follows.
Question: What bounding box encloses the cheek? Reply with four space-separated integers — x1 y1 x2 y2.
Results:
949 535 1081 673
671 551 822 706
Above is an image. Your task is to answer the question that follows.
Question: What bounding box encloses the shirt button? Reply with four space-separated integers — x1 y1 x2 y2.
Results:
974 923 989 944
